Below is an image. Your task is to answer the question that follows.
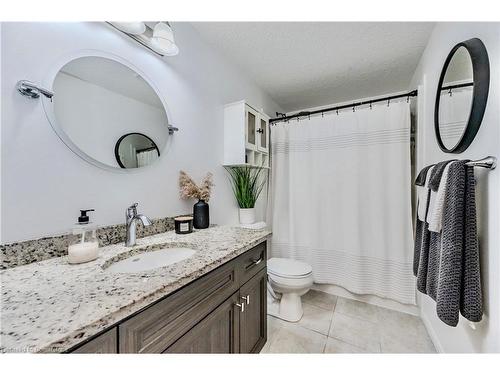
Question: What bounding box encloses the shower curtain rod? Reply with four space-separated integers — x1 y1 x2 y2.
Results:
270 89 418 124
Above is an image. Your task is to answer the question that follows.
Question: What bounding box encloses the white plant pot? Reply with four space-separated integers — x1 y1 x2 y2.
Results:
239 208 256 225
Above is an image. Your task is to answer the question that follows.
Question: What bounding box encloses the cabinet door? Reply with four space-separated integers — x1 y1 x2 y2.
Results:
239 269 267 353
164 292 240 354
245 106 258 150
71 328 118 353
257 115 269 153
119 258 239 353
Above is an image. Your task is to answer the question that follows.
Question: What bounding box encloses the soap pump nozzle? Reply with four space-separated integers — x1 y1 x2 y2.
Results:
78 209 95 224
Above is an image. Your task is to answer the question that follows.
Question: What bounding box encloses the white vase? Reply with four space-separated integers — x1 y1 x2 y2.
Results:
239 208 256 224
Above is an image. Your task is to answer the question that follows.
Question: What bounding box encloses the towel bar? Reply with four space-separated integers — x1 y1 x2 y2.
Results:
465 156 497 170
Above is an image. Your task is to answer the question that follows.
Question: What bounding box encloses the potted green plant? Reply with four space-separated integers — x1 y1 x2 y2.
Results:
224 166 267 224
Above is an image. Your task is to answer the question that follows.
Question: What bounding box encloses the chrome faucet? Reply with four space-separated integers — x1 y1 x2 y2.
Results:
125 203 152 247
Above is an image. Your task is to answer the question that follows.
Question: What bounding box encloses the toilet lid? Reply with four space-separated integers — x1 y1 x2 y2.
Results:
268 258 312 278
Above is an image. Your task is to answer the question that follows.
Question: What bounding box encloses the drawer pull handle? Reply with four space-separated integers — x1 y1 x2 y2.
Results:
235 302 245 312
241 295 250 305
250 257 262 266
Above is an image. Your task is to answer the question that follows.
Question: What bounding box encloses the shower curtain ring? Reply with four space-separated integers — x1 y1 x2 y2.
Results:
406 96 409 103
448 88 453 97
369 102 372 110
352 106 355 112
387 99 390 107
336 110 339 115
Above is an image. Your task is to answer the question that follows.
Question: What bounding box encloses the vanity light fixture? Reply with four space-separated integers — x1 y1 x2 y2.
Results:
109 22 146 35
151 22 179 56
106 21 179 57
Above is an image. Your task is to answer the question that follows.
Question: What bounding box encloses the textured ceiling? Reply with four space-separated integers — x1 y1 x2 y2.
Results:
191 22 435 112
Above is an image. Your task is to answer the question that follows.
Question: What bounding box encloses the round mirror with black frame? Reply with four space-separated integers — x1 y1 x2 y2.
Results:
434 38 490 153
115 133 160 169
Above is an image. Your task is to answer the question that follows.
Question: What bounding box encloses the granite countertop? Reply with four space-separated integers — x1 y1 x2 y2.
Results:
0 226 271 353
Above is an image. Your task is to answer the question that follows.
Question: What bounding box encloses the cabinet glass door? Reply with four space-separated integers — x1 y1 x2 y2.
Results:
257 117 269 153
245 107 258 150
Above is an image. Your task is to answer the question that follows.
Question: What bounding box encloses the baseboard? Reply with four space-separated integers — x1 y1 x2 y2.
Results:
419 309 444 353
312 283 420 316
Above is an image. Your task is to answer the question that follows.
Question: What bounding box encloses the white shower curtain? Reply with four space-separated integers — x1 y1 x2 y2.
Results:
438 86 473 147
136 149 158 167
270 100 415 304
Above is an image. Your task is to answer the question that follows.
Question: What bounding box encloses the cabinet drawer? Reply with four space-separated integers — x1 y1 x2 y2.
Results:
71 328 118 353
119 259 239 353
237 241 266 285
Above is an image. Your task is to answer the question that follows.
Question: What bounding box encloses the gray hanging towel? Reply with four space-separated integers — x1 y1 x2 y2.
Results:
414 187 432 276
429 159 456 191
436 161 482 326
460 162 482 322
423 160 457 299
414 164 444 292
415 164 435 186
413 160 482 327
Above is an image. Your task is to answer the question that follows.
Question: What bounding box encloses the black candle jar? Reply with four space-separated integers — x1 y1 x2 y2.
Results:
175 216 193 234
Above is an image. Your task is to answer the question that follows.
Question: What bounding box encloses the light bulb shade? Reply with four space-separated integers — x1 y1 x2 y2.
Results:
111 22 146 35
151 22 179 56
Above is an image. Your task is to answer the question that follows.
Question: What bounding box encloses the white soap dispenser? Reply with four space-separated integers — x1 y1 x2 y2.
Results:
68 209 99 264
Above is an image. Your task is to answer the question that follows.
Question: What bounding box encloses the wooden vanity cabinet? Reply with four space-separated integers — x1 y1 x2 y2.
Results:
71 327 118 354
165 269 267 354
68 241 267 354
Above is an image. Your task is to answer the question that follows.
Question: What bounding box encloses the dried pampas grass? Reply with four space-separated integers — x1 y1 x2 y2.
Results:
179 171 214 202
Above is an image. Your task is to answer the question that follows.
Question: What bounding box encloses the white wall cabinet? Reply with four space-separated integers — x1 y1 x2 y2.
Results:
224 100 270 168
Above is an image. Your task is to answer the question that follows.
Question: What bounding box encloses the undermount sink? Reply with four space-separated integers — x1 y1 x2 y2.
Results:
105 247 196 273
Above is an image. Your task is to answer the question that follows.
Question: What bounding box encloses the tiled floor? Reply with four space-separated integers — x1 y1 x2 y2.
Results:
261 290 436 353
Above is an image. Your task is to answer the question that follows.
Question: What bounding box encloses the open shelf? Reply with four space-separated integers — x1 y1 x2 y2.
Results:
223 148 270 169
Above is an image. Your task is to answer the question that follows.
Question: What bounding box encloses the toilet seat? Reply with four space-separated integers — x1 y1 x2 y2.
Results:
268 257 312 279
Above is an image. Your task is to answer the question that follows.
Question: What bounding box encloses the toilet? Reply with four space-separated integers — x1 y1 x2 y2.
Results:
267 257 314 322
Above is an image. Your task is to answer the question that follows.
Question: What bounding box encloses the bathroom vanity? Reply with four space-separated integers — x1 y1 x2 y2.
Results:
0 226 271 354
72 242 267 353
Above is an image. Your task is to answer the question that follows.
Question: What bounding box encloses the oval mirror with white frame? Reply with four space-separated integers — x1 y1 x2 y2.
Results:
434 38 490 153
43 54 171 170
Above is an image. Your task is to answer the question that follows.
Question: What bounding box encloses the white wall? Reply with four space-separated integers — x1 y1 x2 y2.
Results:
0 22 282 243
410 23 500 353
